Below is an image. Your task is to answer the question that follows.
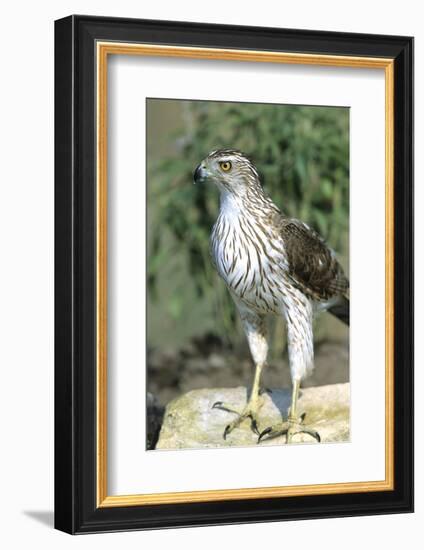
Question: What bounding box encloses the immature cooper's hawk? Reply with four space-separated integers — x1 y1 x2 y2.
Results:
194 149 349 443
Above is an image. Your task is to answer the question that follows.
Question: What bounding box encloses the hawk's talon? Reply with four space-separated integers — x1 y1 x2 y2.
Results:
212 401 240 415
250 417 260 436
212 398 263 439
257 426 273 443
258 417 320 444
258 424 290 443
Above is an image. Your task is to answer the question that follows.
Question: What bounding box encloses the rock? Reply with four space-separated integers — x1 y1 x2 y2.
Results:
155 383 350 450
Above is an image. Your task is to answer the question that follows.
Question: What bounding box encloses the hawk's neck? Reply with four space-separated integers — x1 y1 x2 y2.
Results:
218 187 280 223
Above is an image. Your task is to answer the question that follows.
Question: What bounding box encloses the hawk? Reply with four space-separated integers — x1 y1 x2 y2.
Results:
194 149 349 443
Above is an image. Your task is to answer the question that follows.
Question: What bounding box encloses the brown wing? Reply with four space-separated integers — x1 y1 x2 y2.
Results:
277 217 349 301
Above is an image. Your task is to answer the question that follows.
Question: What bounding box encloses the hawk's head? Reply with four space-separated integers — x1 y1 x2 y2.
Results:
193 149 261 195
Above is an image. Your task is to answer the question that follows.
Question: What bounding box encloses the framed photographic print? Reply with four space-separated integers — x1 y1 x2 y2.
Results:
54 15 413 534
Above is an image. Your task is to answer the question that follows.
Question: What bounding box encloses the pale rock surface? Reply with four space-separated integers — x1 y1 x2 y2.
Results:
156 383 350 449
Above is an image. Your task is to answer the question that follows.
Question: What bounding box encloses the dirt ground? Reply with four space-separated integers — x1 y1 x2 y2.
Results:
147 332 349 408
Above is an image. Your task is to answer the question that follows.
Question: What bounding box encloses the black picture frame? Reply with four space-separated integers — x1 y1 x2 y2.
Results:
55 14 414 534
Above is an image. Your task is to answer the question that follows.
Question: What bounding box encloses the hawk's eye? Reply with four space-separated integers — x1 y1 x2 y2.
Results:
219 161 232 172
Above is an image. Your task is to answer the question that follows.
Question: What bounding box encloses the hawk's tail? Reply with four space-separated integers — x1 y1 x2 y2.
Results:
328 296 349 326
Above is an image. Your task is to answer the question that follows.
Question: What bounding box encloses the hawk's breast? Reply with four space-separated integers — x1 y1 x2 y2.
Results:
211 212 289 314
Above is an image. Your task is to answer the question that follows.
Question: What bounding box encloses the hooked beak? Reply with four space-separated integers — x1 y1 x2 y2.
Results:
193 164 208 184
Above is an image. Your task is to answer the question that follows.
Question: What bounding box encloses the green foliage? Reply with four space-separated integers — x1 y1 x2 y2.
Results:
148 100 349 345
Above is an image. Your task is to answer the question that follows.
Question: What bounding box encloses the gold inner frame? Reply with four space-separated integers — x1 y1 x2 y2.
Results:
96 42 395 508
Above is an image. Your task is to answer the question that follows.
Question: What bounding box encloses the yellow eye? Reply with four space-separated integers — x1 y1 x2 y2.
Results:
219 161 232 172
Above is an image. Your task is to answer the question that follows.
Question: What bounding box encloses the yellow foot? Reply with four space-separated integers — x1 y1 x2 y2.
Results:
212 397 265 439
257 413 321 444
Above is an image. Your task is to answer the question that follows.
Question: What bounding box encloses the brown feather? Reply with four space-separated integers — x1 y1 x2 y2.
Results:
273 215 349 302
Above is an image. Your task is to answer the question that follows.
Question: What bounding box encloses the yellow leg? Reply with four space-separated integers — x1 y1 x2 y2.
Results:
212 362 266 439
258 379 320 444
250 361 265 405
